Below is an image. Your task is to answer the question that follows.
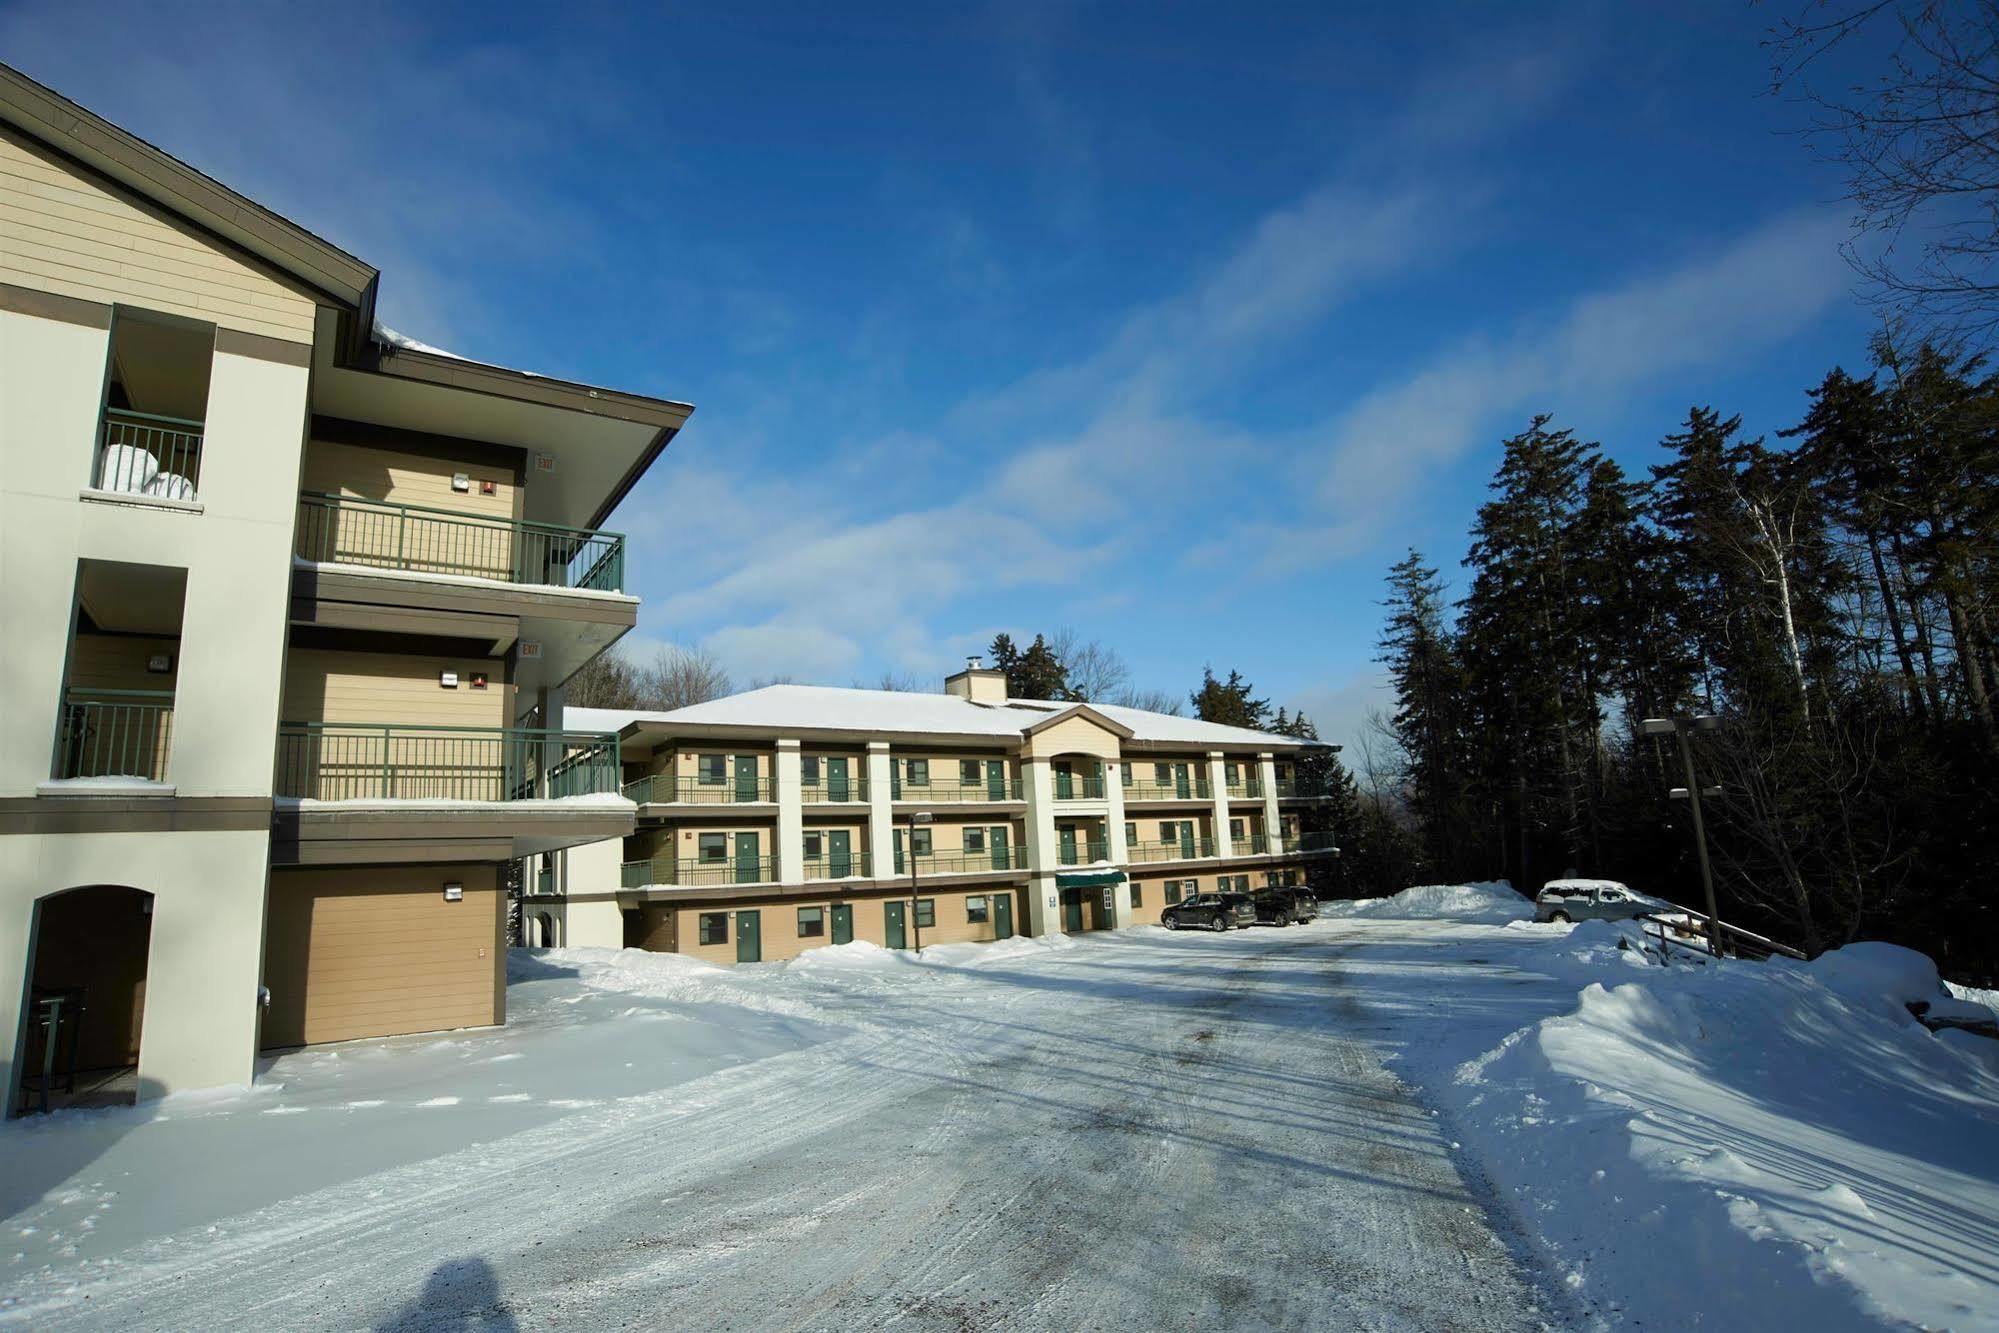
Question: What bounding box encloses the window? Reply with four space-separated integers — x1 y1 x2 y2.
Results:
1230 819 1245 840
915 899 936 928
911 827 933 856
798 906 825 938
906 758 930 786
1129 882 1143 908
1124 822 1137 845
961 759 980 785
698 754 726 785
697 833 727 862
964 827 986 853
698 912 728 945
1226 762 1240 785
802 755 821 785
1166 881 1185 904
1120 763 1132 787
804 832 823 859
1154 762 1170 783
1159 821 1176 841
966 895 989 923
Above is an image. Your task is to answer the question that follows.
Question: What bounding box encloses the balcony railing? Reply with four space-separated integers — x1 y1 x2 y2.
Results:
1123 779 1211 801
1126 837 1216 863
621 855 779 889
1052 773 1106 800
94 409 203 501
294 491 625 593
893 847 1021 876
1227 779 1265 799
1057 839 1111 866
802 850 873 880
276 723 620 801
53 688 174 781
891 779 1023 802
1288 830 1340 854
621 774 775 804
1274 778 1335 799
801 778 869 803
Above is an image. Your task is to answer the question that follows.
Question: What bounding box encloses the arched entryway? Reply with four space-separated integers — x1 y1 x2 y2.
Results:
17 885 154 1114
534 911 556 948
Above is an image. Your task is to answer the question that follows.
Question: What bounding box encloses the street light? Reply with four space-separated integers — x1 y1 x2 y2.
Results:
905 810 932 953
1639 713 1726 957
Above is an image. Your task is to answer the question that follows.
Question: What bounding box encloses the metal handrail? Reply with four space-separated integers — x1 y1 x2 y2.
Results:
96 408 203 499
1126 837 1216 863
1226 780 1265 799
622 773 776 804
1053 775 1107 800
801 851 874 880
276 722 620 801
891 779 1024 802
1124 779 1212 801
893 847 1021 875
54 688 175 781
801 777 870 803
621 855 780 889
1288 831 1339 854
1057 839 1112 866
294 491 626 592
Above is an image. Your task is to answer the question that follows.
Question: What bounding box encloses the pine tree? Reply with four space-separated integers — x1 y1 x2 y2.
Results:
1377 550 1472 875
1189 668 1269 728
989 632 1071 701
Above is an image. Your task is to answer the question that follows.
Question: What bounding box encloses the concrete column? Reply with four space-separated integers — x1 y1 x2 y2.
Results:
1023 757 1061 935
775 739 803 884
553 838 626 948
535 682 567 799
1258 752 1282 854
1207 751 1232 861
866 742 894 880
1105 757 1134 929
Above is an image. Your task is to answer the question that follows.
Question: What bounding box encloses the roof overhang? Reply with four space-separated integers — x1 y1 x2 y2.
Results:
1021 705 1137 740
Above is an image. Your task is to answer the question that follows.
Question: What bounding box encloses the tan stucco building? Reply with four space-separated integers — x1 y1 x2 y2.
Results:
536 668 1340 963
0 65 686 1110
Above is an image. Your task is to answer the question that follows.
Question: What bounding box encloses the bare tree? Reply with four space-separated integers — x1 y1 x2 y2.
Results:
854 670 930 692
634 644 732 711
566 649 645 709
1770 1 1999 336
1048 627 1132 702
1107 687 1185 715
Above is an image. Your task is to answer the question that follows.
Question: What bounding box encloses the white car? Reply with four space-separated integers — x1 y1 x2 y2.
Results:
1533 879 1659 924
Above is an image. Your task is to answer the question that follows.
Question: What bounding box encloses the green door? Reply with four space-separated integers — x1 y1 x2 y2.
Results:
885 900 907 950
994 893 1014 939
1062 889 1083 932
734 832 761 883
735 754 759 802
735 910 761 963
828 829 853 878
987 759 1006 801
831 904 854 945
1174 763 1191 798
1054 763 1074 800
989 825 1010 871
1176 821 1195 858
1058 825 1078 865
826 756 850 801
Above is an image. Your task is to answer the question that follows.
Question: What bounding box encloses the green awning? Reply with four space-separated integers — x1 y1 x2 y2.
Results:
1055 869 1126 889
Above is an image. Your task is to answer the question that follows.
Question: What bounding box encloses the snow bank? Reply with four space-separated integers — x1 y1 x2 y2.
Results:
1321 880 1531 924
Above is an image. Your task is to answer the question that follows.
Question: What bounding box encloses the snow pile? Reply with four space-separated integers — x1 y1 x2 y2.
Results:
1321 880 1532 924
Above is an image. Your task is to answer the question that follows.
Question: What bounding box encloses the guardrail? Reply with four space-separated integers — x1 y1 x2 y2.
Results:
802 851 874 880
621 855 780 889
893 847 1021 876
621 773 776 804
1636 906 1808 963
1057 839 1112 866
801 778 869 803
276 723 619 801
95 408 203 500
1226 780 1264 799
1053 774 1106 800
1126 837 1215 863
1124 780 1211 801
1287 831 1339 854
891 779 1024 802
294 491 625 592
54 688 174 781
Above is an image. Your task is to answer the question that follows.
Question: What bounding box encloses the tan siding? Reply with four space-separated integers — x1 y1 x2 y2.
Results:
297 439 523 579
66 633 180 691
0 129 317 343
662 885 1018 965
1022 714 1122 760
261 865 502 1049
281 646 508 728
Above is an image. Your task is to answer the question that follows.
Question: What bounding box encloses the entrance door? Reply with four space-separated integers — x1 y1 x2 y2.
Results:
831 904 854 945
885 900 908 950
1054 762 1074 800
987 759 1006 801
825 756 851 801
828 829 853 878
1174 763 1191 798
1176 821 1196 858
1058 825 1078 865
989 825 1010 870
736 910 761 963
735 755 759 802
734 832 761 883
1062 888 1084 932
994 893 1014 939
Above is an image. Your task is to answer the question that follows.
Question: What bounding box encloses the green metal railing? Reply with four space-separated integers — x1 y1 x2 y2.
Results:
802 850 873 880
1052 772 1106 800
621 855 779 889
1289 830 1340 854
54 688 174 781
890 778 1023 802
1057 839 1111 866
621 773 775 804
893 847 1020 875
1227 779 1265 799
1126 837 1216 863
294 491 625 592
95 409 203 499
1123 779 1211 801
801 777 869 803
1274 778 1335 799
276 723 619 801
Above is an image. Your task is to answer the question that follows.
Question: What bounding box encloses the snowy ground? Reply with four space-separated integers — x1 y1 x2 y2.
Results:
1 900 1994 1331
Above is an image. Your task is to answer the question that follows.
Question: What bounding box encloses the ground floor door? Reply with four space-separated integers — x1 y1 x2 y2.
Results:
19 885 153 1112
884 901 908 949
736 910 762 963
828 829 853 878
1062 888 1084 932
994 893 1014 939
831 904 854 945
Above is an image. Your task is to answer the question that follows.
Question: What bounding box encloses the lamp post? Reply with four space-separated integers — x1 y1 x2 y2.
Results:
905 810 932 953
1638 714 1726 957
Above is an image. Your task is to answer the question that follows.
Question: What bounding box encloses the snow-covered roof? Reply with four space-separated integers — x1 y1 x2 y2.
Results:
568 685 1323 750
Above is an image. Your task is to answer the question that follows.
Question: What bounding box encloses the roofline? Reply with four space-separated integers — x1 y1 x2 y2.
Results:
604 714 1314 752
1021 703 1136 740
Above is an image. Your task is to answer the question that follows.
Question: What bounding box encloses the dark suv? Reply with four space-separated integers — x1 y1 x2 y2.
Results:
1252 891 1294 926
1218 892 1258 928
1162 894 1234 931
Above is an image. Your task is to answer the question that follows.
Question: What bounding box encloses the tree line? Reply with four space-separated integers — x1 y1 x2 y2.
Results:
1364 336 1999 979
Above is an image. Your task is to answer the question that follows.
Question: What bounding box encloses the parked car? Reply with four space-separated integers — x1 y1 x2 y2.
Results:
1217 891 1259 927
1251 891 1293 925
1534 879 1660 924
1285 890 1319 924
1162 894 1235 931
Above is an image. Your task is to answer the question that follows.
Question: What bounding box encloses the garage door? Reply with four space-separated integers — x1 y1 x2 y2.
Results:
262 864 503 1050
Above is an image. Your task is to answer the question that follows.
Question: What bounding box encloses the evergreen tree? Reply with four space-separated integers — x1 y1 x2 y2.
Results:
1377 550 1473 875
1189 668 1269 728
989 632 1071 701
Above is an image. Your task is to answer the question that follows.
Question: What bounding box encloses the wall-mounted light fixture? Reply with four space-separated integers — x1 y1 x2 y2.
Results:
451 472 471 493
443 882 464 902
439 670 459 689
146 653 172 674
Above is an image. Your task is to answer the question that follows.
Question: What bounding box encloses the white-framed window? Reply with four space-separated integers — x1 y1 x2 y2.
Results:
697 833 727 861
966 895 989 923
964 827 986 853
797 906 825 938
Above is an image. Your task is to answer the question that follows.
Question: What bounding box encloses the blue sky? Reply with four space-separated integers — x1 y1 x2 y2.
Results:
4 2 1888 748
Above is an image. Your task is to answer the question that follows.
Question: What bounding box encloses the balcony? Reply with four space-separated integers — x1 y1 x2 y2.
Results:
802 850 874 880
621 854 779 889
294 492 625 593
1057 839 1111 866
621 774 775 805
1287 831 1340 854
1227 779 1265 799
890 778 1023 802
52 689 175 782
1123 779 1211 801
1052 773 1106 800
801 778 869 803
276 723 620 801
92 409 203 502
1126 837 1216 864
893 847 1021 876
1275 778 1335 799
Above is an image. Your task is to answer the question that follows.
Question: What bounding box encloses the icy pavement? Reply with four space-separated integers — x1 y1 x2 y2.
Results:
0 927 1555 1331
